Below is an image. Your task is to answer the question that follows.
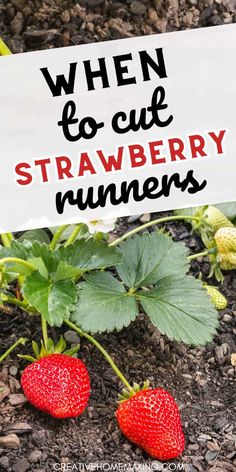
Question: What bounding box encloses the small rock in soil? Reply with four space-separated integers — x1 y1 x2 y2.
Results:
24 29 58 48
228 0 236 13
130 1 146 15
127 214 141 223
215 345 225 364
0 456 10 470
205 449 219 462
207 440 220 451
9 365 18 376
13 458 30 472
231 352 236 366
64 330 80 344
9 376 21 393
0 382 10 403
140 213 151 223
32 430 48 446
8 393 27 406
28 449 43 463
11 12 24 35
2 422 32 435
184 466 198 472
0 434 20 449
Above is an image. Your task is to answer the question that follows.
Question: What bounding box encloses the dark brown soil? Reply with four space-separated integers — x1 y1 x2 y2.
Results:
0 1 236 470
0 0 235 53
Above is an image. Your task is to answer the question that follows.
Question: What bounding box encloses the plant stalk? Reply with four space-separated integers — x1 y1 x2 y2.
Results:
41 316 49 350
6 233 13 242
50 225 69 250
109 215 202 246
188 250 209 261
64 320 134 393
64 225 82 247
0 337 27 364
1 233 14 247
0 257 35 272
2 295 30 310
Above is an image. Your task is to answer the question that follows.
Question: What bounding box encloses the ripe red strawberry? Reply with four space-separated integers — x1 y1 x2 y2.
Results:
116 388 185 460
21 353 90 418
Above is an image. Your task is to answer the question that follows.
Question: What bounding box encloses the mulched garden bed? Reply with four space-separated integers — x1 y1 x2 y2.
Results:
0 1 236 470
0 213 235 471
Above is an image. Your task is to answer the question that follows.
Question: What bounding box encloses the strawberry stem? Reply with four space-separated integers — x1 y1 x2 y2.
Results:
0 257 35 272
0 294 35 313
188 250 209 261
109 215 202 246
41 316 49 350
50 225 69 250
64 224 83 247
64 320 134 393
1 233 13 247
0 337 28 364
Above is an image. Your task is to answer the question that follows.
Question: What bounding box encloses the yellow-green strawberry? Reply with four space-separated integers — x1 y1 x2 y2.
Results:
218 252 236 270
215 227 236 270
205 285 227 310
205 206 233 233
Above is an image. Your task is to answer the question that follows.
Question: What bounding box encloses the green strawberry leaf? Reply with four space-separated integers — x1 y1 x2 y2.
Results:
18 229 50 244
27 257 48 279
214 202 236 221
53 260 80 282
30 242 60 274
72 272 138 333
0 241 35 276
116 232 189 289
139 275 219 346
22 271 77 326
10 240 31 260
0 246 11 258
59 239 122 272
173 207 201 217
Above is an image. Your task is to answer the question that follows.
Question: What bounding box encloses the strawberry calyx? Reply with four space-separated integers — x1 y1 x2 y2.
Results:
200 237 224 282
118 380 150 403
18 335 80 363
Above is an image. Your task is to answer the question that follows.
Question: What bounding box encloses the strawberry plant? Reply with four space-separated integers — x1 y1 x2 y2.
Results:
175 203 236 281
0 224 219 346
0 38 229 460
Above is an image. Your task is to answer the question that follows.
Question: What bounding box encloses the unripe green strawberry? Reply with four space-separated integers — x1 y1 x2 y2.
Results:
21 354 90 418
215 227 236 270
219 252 236 270
205 206 233 233
205 285 227 310
215 227 236 253
116 388 185 460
